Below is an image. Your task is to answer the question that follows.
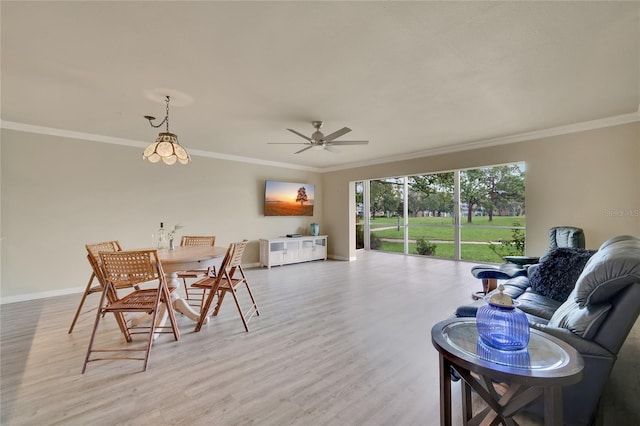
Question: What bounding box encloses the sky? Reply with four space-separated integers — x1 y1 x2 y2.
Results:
265 181 315 203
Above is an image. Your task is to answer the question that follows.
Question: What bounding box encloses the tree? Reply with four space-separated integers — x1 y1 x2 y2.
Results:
370 179 402 218
409 173 453 193
407 191 428 216
484 165 525 221
296 187 308 206
460 169 489 223
460 165 525 223
408 173 454 217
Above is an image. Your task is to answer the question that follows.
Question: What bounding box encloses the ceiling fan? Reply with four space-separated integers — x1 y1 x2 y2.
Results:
269 121 369 154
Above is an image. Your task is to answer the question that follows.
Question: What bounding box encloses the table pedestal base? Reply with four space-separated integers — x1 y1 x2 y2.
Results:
130 272 208 336
441 357 562 426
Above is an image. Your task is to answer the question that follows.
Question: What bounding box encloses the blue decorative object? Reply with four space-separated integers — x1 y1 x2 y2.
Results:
476 338 531 368
477 285 530 351
310 223 319 236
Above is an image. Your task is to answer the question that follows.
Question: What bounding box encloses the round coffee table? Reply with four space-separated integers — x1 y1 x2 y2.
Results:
431 318 583 426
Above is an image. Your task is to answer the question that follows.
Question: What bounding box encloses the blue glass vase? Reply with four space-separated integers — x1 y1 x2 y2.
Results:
477 338 531 367
476 285 530 351
310 223 319 236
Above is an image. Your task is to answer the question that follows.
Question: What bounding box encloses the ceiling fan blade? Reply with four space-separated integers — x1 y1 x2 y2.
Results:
287 128 313 142
268 142 310 145
322 127 351 142
328 140 369 146
294 146 314 154
323 145 339 153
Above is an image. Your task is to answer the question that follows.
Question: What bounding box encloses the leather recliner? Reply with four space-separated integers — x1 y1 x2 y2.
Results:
470 226 586 298
456 235 640 425
546 226 586 257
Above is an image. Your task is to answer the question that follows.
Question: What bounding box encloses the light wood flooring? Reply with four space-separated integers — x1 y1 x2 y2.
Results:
1 251 639 425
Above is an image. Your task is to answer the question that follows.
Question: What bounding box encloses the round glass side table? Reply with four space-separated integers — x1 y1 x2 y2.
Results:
431 318 583 426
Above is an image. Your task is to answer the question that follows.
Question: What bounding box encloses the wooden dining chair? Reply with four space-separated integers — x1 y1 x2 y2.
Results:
177 236 217 304
82 249 180 373
193 240 259 332
68 240 123 334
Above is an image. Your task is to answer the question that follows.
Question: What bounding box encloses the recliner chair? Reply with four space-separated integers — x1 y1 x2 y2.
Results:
471 226 585 299
546 226 586 255
456 235 640 425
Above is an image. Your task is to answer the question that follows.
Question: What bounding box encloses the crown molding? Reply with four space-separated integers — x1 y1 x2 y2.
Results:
3 109 638 174
0 120 323 173
321 110 640 173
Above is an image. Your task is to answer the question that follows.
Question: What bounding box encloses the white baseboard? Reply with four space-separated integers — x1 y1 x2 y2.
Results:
1 258 342 304
1 286 84 305
328 254 355 261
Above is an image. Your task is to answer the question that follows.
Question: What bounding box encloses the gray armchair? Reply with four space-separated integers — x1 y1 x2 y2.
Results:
458 235 640 425
471 226 585 298
545 226 586 257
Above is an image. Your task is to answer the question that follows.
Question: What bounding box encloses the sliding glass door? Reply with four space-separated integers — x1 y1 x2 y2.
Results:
354 163 525 263
406 173 455 258
369 178 405 252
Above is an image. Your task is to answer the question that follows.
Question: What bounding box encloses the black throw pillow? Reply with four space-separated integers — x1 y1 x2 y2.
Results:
528 248 597 302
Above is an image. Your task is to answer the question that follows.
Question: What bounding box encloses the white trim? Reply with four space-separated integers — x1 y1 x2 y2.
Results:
0 120 322 173
1 286 84 305
3 110 639 174
322 111 640 172
329 254 353 261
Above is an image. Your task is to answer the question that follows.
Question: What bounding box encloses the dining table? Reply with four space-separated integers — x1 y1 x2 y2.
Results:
130 245 227 330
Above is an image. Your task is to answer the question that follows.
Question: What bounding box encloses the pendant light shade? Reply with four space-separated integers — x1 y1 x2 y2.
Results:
143 132 190 165
143 96 191 165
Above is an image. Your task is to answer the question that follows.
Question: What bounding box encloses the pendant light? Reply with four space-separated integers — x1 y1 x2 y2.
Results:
143 96 191 165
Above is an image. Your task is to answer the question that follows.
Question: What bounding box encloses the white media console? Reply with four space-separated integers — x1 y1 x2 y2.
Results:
259 235 328 268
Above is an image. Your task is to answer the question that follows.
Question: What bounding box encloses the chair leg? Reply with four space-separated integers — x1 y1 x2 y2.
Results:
196 285 212 311
243 281 260 317
212 290 227 317
483 278 497 293
162 285 181 341
68 272 96 334
195 284 218 332
182 277 190 299
228 287 250 332
143 303 160 372
106 286 132 342
82 287 109 374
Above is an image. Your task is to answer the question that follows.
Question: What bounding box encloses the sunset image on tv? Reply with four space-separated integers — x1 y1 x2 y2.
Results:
264 181 315 216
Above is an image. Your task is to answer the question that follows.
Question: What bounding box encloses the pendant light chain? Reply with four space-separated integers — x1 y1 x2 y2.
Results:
164 96 170 133
147 96 171 130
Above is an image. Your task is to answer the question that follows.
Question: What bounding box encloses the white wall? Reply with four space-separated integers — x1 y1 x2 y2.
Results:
0 129 323 301
2 122 639 301
323 122 640 260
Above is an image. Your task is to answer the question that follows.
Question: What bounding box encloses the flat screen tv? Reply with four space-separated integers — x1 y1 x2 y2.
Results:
264 180 315 216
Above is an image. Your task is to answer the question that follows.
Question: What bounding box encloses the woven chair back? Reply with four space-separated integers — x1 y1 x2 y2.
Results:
85 240 122 267
99 249 164 288
180 236 216 247
228 239 249 268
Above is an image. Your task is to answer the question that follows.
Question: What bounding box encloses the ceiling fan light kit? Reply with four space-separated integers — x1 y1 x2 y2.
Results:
269 120 369 154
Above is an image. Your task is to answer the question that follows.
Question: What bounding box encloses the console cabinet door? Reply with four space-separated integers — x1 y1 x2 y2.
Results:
260 236 327 268
283 241 300 264
312 237 327 260
299 239 314 260
268 241 285 266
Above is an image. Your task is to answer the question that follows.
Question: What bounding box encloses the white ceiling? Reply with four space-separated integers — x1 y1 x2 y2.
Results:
2 1 639 171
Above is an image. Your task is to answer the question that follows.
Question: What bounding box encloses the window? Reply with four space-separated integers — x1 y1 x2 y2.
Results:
354 163 525 263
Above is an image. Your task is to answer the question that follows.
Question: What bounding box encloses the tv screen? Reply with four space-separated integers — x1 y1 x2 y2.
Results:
264 180 315 216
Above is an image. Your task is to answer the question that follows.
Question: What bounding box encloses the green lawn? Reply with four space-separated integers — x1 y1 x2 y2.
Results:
379 241 506 262
367 215 525 263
